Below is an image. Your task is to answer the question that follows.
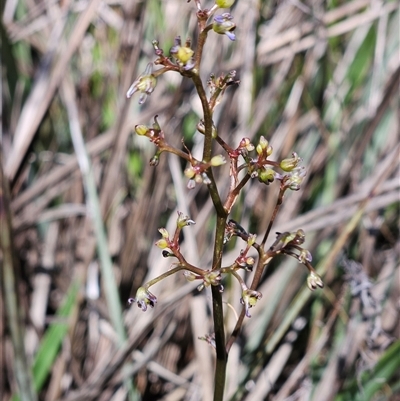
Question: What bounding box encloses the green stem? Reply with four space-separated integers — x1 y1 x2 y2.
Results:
192 20 228 400
211 285 227 401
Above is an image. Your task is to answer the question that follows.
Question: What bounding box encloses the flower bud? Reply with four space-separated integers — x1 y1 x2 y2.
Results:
210 155 226 166
177 46 194 64
135 125 149 136
183 271 198 281
247 234 257 246
239 137 254 152
280 152 301 172
155 239 169 249
256 136 273 157
258 167 275 184
149 154 159 166
184 166 196 179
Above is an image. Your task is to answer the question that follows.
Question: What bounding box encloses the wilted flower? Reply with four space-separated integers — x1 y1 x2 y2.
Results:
298 249 313 264
240 289 262 317
307 271 324 291
126 63 157 104
129 287 157 311
284 166 307 191
213 13 236 41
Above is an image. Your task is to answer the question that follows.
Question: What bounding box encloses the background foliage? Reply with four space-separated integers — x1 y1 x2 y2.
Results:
1 0 399 400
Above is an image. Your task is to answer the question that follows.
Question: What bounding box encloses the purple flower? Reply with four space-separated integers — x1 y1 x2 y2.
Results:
213 13 236 41
129 287 157 311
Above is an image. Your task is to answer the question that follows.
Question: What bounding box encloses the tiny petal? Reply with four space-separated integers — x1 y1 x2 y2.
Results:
201 172 211 185
158 228 169 238
187 179 196 189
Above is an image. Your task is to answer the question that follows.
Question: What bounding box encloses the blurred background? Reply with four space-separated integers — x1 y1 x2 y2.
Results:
1 0 399 400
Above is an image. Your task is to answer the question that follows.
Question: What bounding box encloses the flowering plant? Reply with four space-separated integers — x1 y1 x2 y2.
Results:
126 1 323 399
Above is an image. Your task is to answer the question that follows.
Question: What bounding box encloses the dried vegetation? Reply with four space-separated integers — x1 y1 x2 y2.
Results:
1 0 399 400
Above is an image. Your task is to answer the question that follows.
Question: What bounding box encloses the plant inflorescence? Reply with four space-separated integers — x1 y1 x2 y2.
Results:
126 1 323 399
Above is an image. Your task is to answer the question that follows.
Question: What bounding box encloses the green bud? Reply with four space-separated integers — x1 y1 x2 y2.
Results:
210 155 226 166
258 167 275 184
280 152 301 172
177 46 194 64
155 239 169 249
247 234 257 246
184 166 196 179
183 271 198 281
135 125 149 136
